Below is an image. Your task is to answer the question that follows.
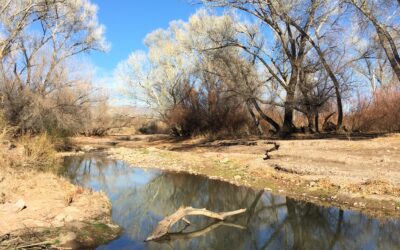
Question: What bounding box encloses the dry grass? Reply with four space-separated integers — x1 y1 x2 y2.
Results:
347 178 400 196
20 133 60 172
64 186 86 206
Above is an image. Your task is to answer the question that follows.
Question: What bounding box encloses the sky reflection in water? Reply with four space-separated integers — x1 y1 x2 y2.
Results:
62 154 400 250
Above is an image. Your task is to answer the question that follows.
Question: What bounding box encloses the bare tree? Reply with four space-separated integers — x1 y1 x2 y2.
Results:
345 0 400 82
0 0 108 134
203 0 348 130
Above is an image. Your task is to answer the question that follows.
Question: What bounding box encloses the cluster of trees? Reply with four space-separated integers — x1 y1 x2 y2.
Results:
0 0 111 136
121 0 400 136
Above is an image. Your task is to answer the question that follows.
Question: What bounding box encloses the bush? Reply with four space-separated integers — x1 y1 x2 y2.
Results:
347 87 400 132
138 122 157 134
167 101 250 137
21 133 60 172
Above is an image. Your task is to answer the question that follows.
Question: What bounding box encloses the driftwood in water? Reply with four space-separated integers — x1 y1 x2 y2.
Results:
264 142 280 160
162 221 246 241
145 206 246 242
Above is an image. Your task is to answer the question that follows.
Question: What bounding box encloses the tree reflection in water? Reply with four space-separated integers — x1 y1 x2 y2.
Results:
62 154 400 250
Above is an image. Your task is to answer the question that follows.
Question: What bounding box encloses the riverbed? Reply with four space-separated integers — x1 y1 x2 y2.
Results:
63 153 400 249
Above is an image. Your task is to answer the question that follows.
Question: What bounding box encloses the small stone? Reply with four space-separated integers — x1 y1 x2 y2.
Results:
54 213 66 222
11 199 26 212
353 202 358 206
264 187 272 192
396 207 400 210
309 181 317 187
59 232 77 246
278 189 284 193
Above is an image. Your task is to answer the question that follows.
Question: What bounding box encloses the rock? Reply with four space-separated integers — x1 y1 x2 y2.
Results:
64 215 75 223
54 213 67 222
309 181 317 187
11 199 26 212
60 232 77 243
264 187 272 192
234 175 242 181
81 145 95 152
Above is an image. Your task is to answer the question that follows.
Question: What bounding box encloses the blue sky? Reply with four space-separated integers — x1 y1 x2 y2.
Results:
91 0 199 73
87 1 202 105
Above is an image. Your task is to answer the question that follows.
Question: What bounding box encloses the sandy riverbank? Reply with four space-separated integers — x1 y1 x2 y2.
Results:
0 145 119 249
73 133 400 219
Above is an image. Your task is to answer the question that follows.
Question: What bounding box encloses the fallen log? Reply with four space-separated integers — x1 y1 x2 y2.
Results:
165 221 246 241
145 206 246 242
264 142 280 160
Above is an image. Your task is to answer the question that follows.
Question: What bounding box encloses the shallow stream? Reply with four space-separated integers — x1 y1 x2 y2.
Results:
62 154 400 250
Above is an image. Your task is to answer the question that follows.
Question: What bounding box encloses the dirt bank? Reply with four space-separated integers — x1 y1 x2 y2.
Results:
0 146 119 249
74 133 400 219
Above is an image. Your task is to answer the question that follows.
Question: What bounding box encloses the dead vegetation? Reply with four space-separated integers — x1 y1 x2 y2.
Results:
0 123 117 248
347 179 400 196
347 87 400 133
20 134 60 172
263 142 280 160
146 206 246 242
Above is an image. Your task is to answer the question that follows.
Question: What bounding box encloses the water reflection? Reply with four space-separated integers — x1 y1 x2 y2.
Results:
62 154 400 250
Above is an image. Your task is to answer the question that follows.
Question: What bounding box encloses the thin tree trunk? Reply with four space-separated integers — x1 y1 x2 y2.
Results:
315 111 320 133
374 25 400 82
247 102 264 135
250 98 280 133
307 112 315 133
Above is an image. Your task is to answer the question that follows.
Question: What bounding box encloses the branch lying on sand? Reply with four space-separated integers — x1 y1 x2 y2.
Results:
264 142 280 160
145 206 246 242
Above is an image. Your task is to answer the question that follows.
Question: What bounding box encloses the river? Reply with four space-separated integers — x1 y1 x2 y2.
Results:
62 154 400 250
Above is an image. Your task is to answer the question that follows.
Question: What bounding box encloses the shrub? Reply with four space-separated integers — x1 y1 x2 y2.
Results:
347 87 400 132
138 121 169 135
21 133 60 172
166 101 251 137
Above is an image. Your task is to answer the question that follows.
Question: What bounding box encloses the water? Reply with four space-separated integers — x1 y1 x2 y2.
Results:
62 154 400 250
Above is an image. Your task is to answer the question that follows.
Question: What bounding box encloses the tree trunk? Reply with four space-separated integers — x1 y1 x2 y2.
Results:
281 72 298 134
282 89 296 134
247 102 264 135
374 24 400 82
315 111 320 133
307 112 315 133
250 98 280 133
